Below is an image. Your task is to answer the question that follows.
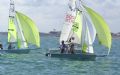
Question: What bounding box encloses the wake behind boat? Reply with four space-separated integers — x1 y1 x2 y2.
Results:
0 0 40 54
46 0 112 60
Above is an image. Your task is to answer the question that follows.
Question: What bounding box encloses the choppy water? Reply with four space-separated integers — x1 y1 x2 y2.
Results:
0 34 120 75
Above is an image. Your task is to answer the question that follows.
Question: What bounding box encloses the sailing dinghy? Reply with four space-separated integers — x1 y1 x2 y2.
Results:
46 0 112 60
0 0 40 54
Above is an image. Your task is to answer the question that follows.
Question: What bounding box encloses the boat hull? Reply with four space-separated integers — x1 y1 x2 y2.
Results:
0 48 41 54
0 49 30 54
46 48 96 60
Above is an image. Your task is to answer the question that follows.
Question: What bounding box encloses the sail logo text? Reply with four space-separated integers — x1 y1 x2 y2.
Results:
65 14 75 23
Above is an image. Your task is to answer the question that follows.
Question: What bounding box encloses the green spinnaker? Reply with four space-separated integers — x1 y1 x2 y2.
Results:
72 11 82 42
17 38 21 48
8 18 17 42
84 6 112 50
82 43 88 53
16 11 40 47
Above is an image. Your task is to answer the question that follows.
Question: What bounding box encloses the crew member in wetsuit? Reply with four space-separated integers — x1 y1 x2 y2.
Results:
60 40 66 53
69 37 75 54
8 43 12 49
0 42 3 50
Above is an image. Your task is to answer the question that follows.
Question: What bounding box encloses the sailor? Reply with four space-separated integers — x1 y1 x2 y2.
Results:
60 40 66 53
69 37 75 54
0 41 3 50
8 43 13 49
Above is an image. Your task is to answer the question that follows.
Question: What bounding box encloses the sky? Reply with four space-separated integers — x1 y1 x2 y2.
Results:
0 0 120 33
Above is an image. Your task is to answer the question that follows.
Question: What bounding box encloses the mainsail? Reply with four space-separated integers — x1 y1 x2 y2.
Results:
69 11 82 44
60 0 77 44
8 17 17 43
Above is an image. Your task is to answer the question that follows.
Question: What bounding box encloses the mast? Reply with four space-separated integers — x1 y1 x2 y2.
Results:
8 0 16 43
9 0 15 18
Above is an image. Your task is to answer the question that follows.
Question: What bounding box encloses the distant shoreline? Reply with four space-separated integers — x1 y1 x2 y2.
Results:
0 32 120 38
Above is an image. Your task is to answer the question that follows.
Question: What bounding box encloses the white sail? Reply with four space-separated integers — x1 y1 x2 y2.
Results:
81 13 87 48
84 12 96 44
67 11 83 44
84 14 96 53
86 26 94 53
81 14 94 53
75 1 95 53
60 0 77 44
68 30 81 44
60 11 76 43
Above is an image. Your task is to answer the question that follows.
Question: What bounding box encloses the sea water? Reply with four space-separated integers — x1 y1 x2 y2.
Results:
0 34 120 75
